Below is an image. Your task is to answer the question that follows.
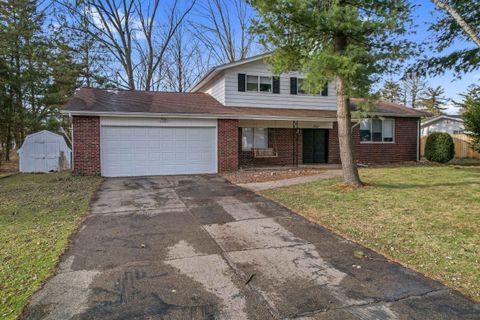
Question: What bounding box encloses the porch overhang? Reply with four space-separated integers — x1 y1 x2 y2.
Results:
238 119 334 129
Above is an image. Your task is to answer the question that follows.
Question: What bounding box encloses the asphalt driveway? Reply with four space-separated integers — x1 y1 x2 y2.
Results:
23 175 479 319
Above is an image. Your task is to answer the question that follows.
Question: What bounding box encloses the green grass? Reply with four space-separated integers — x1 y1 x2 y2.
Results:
262 165 480 302
448 158 480 166
0 173 102 319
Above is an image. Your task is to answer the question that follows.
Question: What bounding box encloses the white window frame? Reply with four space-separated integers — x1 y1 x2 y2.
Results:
242 128 269 151
359 118 395 144
246 75 273 93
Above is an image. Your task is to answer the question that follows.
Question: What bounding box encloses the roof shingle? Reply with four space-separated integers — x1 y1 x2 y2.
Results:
62 88 424 119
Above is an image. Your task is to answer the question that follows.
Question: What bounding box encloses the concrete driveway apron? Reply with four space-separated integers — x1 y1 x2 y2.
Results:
23 175 479 320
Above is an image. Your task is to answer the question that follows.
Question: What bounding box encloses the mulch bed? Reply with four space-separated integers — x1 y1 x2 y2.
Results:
222 168 326 184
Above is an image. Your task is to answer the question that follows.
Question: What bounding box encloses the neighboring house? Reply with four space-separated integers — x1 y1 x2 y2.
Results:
18 130 71 173
421 115 465 136
61 53 425 177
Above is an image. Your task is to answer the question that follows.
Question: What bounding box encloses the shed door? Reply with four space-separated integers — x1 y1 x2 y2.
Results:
33 141 47 172
101 126 217 177
45 142 60 171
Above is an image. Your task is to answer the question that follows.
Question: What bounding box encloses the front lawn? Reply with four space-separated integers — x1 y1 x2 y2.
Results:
262 165 480 302
0 173 102 319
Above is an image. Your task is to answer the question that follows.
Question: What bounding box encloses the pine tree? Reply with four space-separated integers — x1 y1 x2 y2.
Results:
458 86 480 152
421 1 480 76
251 0 415 186
381 80 404 104
418 86 448 116
0 0 88 161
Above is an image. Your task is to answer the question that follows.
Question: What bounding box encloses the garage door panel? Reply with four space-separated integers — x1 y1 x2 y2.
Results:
101 126 216 177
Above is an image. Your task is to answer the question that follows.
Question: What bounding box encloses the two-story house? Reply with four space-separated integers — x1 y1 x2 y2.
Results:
63 53 425 177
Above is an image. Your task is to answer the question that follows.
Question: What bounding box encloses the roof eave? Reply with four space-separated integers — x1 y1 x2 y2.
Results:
421 115 463 126
60 109 421 121
60 109 338 122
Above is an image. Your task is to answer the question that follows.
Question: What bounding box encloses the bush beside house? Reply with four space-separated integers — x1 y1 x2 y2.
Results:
424 132 455 163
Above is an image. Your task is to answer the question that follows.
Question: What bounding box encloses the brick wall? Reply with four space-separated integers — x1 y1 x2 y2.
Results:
73 116 101 175
328 117 419 164
239 128 302 167
218 119 239 172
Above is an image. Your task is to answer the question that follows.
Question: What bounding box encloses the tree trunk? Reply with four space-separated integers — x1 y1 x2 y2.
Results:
336 76 363 186
334 32 363 187
5 124 11 161
432 0 480 48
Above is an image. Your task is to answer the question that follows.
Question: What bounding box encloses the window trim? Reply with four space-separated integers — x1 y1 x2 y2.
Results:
359 118 395 144
241 127 269 151
245 75 273 93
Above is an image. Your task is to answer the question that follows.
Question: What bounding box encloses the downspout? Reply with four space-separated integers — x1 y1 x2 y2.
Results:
417 118 420 161
293 121 299 167
69 113 74 170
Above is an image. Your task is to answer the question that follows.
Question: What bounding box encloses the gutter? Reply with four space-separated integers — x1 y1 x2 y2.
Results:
60 109 423 121
60 110 338 122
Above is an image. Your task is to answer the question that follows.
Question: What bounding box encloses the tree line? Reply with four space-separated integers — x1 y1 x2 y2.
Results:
0 0 255 161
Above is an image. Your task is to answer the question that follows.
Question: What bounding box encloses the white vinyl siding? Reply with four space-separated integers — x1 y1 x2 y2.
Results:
203 73 225 104
201 59 336 110
421 118 465 136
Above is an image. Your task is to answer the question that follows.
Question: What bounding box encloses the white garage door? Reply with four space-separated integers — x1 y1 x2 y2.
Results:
101 126 217 177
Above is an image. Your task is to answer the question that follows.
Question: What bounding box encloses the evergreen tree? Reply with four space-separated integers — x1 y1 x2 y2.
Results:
421 1 480 76
0 0 87 161
381 80 403 104
418 86 448 116
250 0 415 186
458 86 480 152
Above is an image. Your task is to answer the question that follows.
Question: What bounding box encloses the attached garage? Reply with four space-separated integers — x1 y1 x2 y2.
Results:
100 118 217 177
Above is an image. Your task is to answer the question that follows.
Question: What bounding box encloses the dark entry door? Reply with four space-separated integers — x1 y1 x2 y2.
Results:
303 129 328 163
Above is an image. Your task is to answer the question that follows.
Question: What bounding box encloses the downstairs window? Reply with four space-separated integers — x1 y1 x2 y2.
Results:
360 118 395 143
242 128 268 151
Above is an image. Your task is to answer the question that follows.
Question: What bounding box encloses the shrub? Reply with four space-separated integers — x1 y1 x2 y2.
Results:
424 132 455 163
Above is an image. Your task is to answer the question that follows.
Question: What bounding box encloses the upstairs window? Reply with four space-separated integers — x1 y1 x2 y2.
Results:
291 77 328 96
360 118 395 143
247 75 259 92
246 75 272 93
297 78 307 94
260 76 272 92
239 73 279 93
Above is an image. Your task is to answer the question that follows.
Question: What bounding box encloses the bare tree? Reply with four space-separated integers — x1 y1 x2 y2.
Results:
162 24 207 92
431 0 480 48
401 72 427 109
60 0 196 90
194 0 255 64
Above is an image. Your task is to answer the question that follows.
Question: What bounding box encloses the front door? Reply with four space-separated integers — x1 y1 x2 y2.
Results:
303 129 328 164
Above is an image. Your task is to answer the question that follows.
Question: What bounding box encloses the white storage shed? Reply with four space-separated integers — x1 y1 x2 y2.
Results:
18 130 72 173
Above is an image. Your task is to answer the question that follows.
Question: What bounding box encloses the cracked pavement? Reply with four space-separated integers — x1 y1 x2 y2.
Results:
22 175 479 319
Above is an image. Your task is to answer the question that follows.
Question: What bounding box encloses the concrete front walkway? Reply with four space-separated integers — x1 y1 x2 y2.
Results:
238 169 343 191
23 176 479 319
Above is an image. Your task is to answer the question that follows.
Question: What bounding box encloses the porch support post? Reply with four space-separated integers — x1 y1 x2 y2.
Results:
293 120 299 167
